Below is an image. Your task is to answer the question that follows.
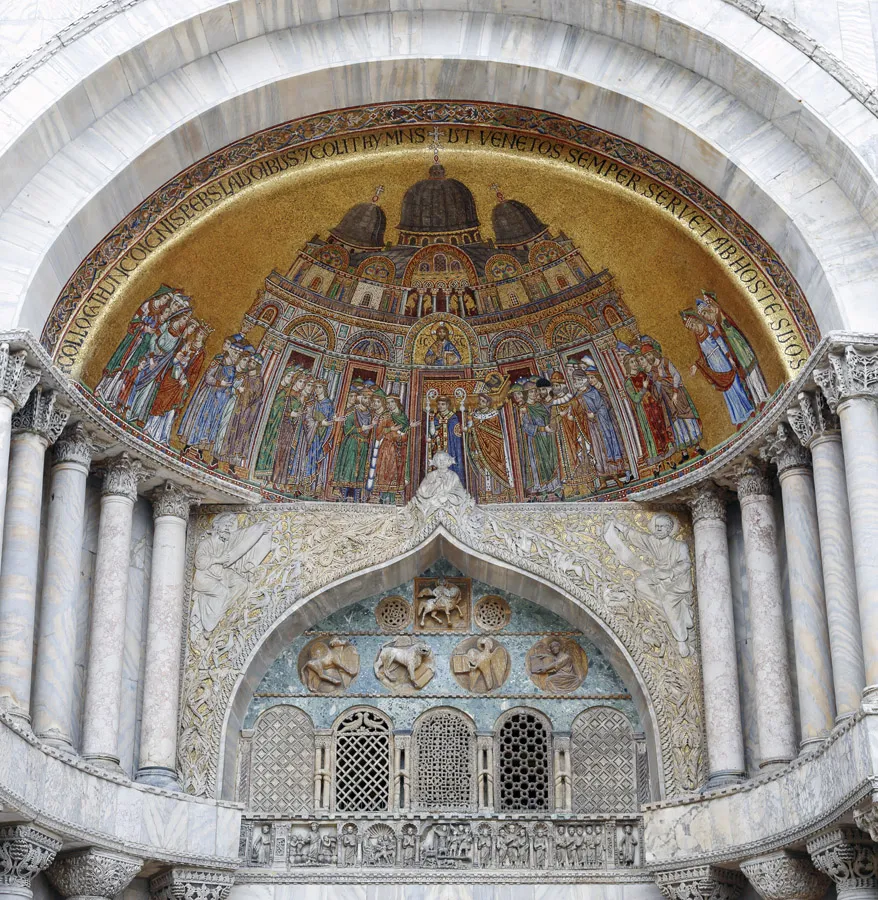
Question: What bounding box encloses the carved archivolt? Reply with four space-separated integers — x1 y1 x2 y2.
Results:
177 469 706 799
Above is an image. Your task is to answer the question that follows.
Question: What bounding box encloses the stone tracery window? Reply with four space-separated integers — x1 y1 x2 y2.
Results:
413 708 475 811
249 705 314 815
571 706 636 813
494 708 552 812
333 707 392 812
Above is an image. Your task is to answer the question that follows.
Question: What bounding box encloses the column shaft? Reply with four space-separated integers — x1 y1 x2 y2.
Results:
689 484 745 786
811 434 864 718
737 465 797 768
31 425 92 748
0 397 15 574
137 483 190 788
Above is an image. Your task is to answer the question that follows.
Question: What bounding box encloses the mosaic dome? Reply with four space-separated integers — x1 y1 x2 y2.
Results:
329 201 387 249
398 164 480 235
492 198 547 247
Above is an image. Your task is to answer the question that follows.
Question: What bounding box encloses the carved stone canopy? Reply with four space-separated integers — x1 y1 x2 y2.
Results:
741 851 829 900
149 867 235 900
46 848 143 900
654 865 746 900
0 823 62 895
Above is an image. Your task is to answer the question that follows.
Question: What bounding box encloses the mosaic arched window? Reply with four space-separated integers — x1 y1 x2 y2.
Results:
494 708 552 812
571 706 636 813
287 318 332 349
493 333 535 361
333 707 392 813
249 705 314 815
413 708 475 812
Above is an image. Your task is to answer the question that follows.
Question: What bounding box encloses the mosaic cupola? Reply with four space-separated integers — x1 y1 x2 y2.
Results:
492 197 547 248
398 163 482 245
329 200 387 250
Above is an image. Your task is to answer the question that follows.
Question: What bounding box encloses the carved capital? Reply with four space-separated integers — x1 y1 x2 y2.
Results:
51 422 94 468
0 824 62 894
814 345 878 411
807 826 878 892
151 481 193 521
733 458 772 501
11 386 68 445
46 849 142 900
762 423 811 476
686 481 726 524
741 851 829 900
854 795 878 843
149 868 235 900
0 344 40 411
788 391 839 447
98 453 146 501
655 865 746 900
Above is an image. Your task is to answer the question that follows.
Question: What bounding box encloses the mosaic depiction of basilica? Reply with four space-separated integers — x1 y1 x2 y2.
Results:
90 144 772 504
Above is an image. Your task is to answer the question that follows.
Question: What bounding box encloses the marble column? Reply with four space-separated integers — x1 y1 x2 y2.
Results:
31 423 93 750
788 391 865 720
0 344 40 575
741 850 830 900
81 453 144 770
735 459 797 769
149 867 235 900
136 481 191 789
764 423 835 748
0 388 68 723
686 481 745 787
815 346 878 704
46 849 142 900
807 826 878 900
0 824 61 900
655 865 745 900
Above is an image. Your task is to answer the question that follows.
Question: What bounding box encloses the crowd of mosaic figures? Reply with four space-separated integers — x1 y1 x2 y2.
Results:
245 818 639 869
93 284 768 504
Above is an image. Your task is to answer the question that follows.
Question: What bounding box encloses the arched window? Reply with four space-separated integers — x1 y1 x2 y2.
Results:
494 708 552 812
310 276 322 291
248 705 314 815
571 707 637 813
333 708 392 812
413 708 475 811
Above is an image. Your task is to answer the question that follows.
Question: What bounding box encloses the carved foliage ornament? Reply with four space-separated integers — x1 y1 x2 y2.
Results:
686 481 726 524
740 852 829 900
814 344 878 411
148 868 236 900
46 849 143 900
99 452 147 501
52 421 94 467
734 458 772 500
0 824 61 889
0 343 40 410
787 391 839 446
806 827 878 889
654 865 746 900
11 386 68 444
151 481 193 520
762 422 810 475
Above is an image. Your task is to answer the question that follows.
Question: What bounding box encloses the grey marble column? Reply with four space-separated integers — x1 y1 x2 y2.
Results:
735 459 797 769
31 423 93 750
808 826 878 900
788 391 865 720
764 423 835 749
0 344 41 576
81 453 145 770
815 346 878 704
0 388 68 724
686 481 745 787
46 848 142 900
0 824 61 900
741 850 829 900
136 481 191 789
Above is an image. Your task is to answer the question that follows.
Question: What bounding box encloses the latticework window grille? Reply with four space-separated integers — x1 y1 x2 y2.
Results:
334 708 392 812
495 710 551 811
413 709 475 811
249 705 314 814
571 707 636 813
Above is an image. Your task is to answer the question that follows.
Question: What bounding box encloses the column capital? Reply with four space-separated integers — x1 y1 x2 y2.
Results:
686 481 727 523
733 458 773 501
51 422 94 468
788 391 840 447
150 481 193 521
854 794 878 842
741 851 829 900
97 453 146 501
654 865 745 900
0 344 40 411
11 387 68 445
807 826 878 893
46 849 142 900
0 824 62 897
814 344 878 412
149 868 236 900
763 423 811 476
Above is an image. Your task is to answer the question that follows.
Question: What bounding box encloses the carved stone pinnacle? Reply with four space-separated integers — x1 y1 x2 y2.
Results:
0 824 62 894
741 851 829 900
10 386 68 445
46 849 143 900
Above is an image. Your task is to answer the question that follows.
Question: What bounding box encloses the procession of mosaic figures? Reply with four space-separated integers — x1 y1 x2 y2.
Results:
77 106 800 504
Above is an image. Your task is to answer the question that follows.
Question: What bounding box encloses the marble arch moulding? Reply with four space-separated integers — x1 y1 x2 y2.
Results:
180 463 706 802
2 2 878 347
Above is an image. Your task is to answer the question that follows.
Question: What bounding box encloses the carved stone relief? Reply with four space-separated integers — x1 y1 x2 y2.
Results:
474 594 511 631
414 576 471 632
374 636 435 693
298 637 359 694
526 637 589 693
450 636 510 692
375 595 412 632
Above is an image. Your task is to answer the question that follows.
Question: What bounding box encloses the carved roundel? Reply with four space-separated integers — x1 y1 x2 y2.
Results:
525 637 589 693
297 637 359 695
374 635 435 694
450 636 511 693
474 594 511 632
375 595 413 632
